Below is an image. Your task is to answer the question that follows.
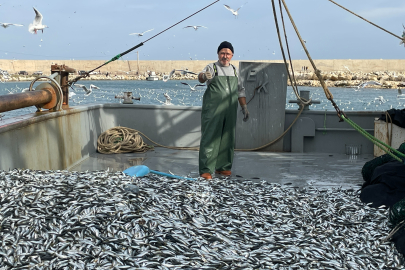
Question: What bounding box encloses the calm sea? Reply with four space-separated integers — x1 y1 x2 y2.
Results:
0 80 403 120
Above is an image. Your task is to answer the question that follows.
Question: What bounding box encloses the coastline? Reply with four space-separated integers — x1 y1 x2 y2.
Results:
3 69 404 89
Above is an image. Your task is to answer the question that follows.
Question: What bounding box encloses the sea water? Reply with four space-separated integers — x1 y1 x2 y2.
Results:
0 80 404 120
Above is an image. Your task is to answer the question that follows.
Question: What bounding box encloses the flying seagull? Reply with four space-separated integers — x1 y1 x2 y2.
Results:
74 84 100 96
181 82 205 91
183 25 207 31
178 69 197 76
157 93 172 105
0 23 23 28
224 4 246 18
29 7 48 34
351 81 382 90
129 29 154 37
163 69 198 82
163 69 176 82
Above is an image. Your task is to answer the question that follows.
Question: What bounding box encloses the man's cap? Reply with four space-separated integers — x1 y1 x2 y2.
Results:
217 41 234 54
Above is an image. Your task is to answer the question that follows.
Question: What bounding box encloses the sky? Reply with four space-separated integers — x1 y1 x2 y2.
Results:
0 0 404 61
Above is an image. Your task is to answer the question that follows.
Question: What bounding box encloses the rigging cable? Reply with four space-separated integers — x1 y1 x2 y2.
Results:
68 0 220 86
327 0 405 43
276 0 405 162
270 0 310 106
278 0 346 121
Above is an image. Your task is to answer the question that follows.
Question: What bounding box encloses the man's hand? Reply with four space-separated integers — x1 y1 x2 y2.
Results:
203 70 213 81
241 104 249 122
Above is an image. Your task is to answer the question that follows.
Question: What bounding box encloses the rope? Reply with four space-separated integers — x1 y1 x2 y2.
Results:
327 0 404 42
279 0 333 101
97 127 199 154
97 127 153 154
385 111 393 147
341 115 405 162
270 0 311 105
97 104 305 154
385 220 405 242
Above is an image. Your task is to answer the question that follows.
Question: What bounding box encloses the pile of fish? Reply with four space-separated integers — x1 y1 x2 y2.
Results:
0 169 403 269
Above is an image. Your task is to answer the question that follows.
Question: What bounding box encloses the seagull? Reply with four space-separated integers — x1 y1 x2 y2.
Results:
0 23 23 28
29 7 48 34
374 96 386 103
163 69 176 82
181 82 205 91
183 25 207 31
159 93 172 105
74 84 99 96
351 81 382 89
69 91 76 99
178 69 197 76
129 29 154 37
224 4 246 18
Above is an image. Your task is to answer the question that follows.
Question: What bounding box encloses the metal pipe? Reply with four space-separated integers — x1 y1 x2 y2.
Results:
0 89 52 113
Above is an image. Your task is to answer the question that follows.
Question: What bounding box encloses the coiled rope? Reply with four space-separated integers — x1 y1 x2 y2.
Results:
97 127 200 154
97 127 153 154
97 105 304 154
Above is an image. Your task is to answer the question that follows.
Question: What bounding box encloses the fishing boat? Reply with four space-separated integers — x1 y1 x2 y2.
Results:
0 0 404 268
146 71 159 81
0 62 381 182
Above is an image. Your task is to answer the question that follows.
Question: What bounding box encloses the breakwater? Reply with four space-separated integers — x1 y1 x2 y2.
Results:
1 59 405 88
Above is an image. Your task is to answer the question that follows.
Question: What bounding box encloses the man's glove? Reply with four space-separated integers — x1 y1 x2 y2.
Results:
203 70 213 81
241 104 249 122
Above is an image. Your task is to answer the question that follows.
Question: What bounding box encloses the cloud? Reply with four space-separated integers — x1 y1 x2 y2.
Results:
359 5 405 20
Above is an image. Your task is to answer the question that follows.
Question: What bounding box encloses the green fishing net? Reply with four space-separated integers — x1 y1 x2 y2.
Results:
389 197 405 228
362 142 405 183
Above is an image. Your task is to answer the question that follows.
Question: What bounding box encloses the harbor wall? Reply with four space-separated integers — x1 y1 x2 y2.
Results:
0 59 405 75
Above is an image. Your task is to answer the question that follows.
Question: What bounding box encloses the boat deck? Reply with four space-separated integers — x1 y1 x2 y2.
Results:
70 148 373 189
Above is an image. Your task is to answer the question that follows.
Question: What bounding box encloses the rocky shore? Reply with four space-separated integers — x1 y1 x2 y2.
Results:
3 70 405 89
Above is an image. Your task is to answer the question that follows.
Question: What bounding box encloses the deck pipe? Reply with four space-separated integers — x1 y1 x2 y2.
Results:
0 89 53 113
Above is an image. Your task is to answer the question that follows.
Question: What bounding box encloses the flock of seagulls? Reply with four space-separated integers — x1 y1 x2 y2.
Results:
1 7 47 34
129 3 246 37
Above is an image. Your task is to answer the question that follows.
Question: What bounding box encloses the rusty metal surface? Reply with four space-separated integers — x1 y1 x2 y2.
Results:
35 82 57 109
50 64 76 74
0 89 52 113
51 64 75 106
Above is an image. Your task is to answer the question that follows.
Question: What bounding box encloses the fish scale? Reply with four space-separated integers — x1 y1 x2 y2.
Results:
0 168 404 268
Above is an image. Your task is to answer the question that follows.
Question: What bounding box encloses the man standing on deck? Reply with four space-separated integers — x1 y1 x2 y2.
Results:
198 41 249 180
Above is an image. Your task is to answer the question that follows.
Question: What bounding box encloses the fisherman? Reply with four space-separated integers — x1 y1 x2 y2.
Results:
198 41 249 180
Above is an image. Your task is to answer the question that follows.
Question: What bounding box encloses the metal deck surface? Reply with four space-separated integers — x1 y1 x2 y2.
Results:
69 148 373 189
